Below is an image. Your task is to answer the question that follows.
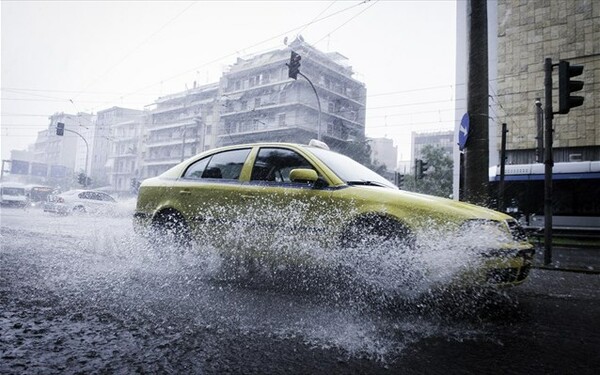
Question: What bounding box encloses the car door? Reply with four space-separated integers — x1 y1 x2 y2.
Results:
176 147 252 244
235 146 347 263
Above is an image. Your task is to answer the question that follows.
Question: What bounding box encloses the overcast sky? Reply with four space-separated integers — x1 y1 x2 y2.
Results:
1 0 457 162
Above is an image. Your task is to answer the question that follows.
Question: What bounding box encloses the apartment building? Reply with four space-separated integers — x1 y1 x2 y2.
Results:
105 109 145 194
92 107 143 187
218 38 367 150
142 83 220 178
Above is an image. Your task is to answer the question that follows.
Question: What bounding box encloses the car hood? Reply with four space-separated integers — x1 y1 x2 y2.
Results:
345 185 510 226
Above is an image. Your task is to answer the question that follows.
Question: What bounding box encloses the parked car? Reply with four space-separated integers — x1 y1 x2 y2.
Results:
0 182 28 207
44 189 116 214
134 141 534 287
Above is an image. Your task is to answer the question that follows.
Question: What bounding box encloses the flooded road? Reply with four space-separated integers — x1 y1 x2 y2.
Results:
1 206 599 374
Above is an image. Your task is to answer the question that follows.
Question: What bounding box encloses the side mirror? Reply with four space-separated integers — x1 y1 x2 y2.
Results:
289 168 319 184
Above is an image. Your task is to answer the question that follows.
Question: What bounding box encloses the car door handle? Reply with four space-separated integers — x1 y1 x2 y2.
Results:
179 190 191 195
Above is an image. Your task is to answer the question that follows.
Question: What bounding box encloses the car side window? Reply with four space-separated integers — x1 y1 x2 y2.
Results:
99 193 115 202
183 157 210 179
251 148 315 183
184 149 251 180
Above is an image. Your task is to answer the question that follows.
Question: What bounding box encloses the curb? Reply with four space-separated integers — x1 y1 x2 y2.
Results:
533 265 600 275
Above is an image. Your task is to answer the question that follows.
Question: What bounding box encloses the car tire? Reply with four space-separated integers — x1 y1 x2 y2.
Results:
151 209 192 252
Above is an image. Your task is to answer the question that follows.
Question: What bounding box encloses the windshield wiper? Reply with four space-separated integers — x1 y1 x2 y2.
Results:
346 180 388 188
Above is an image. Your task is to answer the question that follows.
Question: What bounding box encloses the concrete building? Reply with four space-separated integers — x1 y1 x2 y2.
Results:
454 1 599 197
34 113 91 180
218 38 367 151
105 109 145 194
142 83 220 178
496 0 599 164
411 130 454 162
92 107 142 187
369 137 398 172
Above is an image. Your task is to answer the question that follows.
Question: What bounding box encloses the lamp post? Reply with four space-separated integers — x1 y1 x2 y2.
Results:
63 128 89 187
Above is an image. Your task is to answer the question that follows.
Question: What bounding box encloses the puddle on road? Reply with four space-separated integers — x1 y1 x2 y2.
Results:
27 211 520 362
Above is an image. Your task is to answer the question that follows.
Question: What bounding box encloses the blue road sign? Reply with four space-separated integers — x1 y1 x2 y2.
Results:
458 113 470 151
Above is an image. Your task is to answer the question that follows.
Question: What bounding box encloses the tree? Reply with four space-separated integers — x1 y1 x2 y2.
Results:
403 145 453 198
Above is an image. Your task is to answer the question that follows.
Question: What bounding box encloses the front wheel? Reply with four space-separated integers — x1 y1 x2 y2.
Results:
340 215 415 251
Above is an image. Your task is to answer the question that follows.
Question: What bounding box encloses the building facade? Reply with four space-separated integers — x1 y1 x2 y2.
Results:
91 107 142 187
142 83 220 178
369 137 398 172
412 130 454 162
454 1 599 198
105 108 145 194
496 0 599 164
218 38 367 151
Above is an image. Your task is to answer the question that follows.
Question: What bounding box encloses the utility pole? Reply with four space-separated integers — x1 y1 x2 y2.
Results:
498 123 508 212
535 98 544 163
463 0 489 206
543 58 554 265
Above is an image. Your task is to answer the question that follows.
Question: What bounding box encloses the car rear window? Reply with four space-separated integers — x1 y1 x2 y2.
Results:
183 148 251 180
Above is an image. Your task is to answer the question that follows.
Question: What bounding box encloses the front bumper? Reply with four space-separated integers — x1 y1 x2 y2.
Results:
478 247 535 286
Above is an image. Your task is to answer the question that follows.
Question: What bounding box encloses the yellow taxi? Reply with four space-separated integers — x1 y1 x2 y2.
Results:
134 141 533 287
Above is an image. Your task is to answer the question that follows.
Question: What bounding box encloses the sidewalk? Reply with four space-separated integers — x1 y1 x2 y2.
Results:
532 244 600 274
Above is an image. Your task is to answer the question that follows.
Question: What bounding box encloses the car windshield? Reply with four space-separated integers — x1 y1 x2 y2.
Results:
307 147 397 189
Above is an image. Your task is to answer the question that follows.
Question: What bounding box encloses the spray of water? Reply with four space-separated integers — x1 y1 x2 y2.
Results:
26 202 520 362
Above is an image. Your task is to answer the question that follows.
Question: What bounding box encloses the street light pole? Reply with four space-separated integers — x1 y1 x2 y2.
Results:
298 71 322 141
64 128 89 187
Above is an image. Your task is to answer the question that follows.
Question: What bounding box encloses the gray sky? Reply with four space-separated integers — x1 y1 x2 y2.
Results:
1 0 457 161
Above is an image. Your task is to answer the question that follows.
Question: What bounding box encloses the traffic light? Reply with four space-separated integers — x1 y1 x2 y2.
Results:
56 122 65 136
558 60 584 114
286 51 301 80
416 159 429 180
395 172 405 188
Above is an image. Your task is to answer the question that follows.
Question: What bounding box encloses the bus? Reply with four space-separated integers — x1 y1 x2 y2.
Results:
25 184 54 206
0 182 28 207
489 161 600 231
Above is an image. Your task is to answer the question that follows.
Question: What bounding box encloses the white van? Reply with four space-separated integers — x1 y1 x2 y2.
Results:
0 182 28 207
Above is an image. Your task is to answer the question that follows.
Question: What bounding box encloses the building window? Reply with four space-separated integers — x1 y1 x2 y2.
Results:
280 91 286 103
205 125 212 135
241 101 247 111
255 97 261 108
278 114 286 127
328 102 335 113
235 81 241 90
249 77 255 87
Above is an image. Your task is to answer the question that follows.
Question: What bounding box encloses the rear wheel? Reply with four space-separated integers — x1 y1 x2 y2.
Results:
151 210 192 252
